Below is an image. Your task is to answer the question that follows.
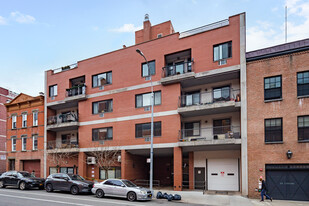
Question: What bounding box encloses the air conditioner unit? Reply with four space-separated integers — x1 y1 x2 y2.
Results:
87 157 96 165
117 155 121 162
218 59 227 65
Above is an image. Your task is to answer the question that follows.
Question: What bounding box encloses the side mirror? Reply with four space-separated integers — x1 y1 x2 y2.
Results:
121 184 125 187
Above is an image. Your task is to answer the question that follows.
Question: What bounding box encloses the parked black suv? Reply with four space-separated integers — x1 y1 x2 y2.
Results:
45 173 93 195
0 171 45 190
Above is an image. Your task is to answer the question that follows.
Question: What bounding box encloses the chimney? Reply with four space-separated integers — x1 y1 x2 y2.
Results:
143 14 151 42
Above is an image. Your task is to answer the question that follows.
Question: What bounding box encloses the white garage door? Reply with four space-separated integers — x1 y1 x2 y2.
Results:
207 159 239 191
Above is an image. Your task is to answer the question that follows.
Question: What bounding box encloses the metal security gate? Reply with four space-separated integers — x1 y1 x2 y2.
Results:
266 164 309 201
23 160 41 177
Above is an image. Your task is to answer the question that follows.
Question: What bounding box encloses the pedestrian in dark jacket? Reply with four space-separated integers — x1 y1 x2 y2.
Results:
260 178 273 201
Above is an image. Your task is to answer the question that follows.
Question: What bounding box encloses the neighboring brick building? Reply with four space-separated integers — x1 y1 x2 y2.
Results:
5 93 44 177
0 87 17 173
246 39 309 201
44 13 248 194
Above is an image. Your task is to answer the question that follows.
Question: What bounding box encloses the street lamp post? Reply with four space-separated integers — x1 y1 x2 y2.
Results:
136 49 154 192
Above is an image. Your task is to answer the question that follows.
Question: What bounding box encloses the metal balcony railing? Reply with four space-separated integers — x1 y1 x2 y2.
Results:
162 61 193 78
47 112 78 125
47 140 79 150
53 63 78 74
66 85 86 97
179 126 241 142
178 89 240 108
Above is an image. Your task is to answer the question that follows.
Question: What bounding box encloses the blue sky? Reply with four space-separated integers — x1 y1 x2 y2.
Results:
1 0 309 96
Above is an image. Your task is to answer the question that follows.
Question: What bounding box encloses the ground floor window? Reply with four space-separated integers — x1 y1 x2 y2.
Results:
100 167 121 180
49 167 58 175
60 167 74 174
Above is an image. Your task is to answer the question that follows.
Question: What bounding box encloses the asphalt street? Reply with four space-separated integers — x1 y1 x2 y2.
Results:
0 187 206 206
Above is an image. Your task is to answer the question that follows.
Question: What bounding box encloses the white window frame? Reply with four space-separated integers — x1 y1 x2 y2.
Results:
33 111 38 126
12 137 16 151
49 85 58 97
22 113 27 128
12 115 17 129
22 136 27 151
33 135 38 150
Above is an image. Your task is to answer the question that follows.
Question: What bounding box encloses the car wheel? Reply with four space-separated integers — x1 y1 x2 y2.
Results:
0 180 5 188
45 183 53 192
96 189 104 198
70 185 79 195
19 181 27 190
127 191 136 202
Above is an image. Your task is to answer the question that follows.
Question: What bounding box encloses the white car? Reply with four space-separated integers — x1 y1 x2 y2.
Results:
91 179 152 201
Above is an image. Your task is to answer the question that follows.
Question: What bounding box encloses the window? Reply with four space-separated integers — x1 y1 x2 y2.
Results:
33 111 38 126
49 167 58 175
92 99 113 114
142 60 155 77
135 122 161 138
184 91 200 106
213 119 231 135
22 113 27 128
298 116 309 141
92 71 112 87
49 85 57 97
297 71 309 97
213 86 230 102
92 127 113 141
12 137 16 151
213 41 232 61
136 91 161 108
184 122 200 136
60 167 74 174
33 135 38 150
265 118 282 143
12 115 17 129
100 167 121 180
22 136 27 151
264 76 282 100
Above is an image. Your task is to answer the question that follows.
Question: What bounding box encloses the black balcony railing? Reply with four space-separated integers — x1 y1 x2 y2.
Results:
178 89 240 108
66 85 86 97
47 112 78 125
47 140 79 150
179 126 241 142
162 62 193 78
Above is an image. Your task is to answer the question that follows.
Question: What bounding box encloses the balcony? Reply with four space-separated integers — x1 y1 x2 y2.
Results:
46 112 79 131
161 62 195 85
178 89 241 117
47 140 79 150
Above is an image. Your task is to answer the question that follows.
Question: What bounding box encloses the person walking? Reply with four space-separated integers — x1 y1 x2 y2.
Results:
260 178 273 202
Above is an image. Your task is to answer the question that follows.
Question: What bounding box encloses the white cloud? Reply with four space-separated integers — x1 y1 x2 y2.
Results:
110 24 142 33
0 16 7 25
10 11 36 24
247 0 309 51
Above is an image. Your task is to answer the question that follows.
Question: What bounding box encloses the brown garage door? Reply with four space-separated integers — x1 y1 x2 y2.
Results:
23 160 41 177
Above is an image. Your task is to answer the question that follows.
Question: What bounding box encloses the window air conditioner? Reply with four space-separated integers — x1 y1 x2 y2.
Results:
87 157 96 165
218 59 227 65
117 155 121 162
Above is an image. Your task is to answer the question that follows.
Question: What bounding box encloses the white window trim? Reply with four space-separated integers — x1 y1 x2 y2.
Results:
12 137 16 151
22 113 27 128
33 135 38 150
33 111 38 126
12 115 17 129
22 136 27 151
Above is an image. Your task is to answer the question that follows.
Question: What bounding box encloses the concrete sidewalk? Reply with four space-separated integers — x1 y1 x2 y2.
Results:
154 190 309 206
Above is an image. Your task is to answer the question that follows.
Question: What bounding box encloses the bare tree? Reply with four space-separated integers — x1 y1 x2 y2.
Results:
48 148 78 173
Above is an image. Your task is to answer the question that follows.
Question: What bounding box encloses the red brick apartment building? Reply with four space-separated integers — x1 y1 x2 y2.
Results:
5 94 44 177
44 13 247 194
247 39 309 201
0 87 17 173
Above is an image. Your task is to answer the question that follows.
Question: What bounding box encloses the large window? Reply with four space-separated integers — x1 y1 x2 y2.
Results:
92 71 112 88
49 167 58 175
22 136 27 151
92 127 113 141
142 60 155 77
265 118 282 143
22 113 27 128
33 135 38 150
12 115 17 129
264 76 282 100
184 122 200 136
49 85 57 97
298 116 309 141
213 41 232 61
185 91 200 106
12 137 16 151
297 71 309 97
213 86 230 102
213 119 231 136
100 167 121 180
136 91 161 108
135 122 161 138
92 99 113 114
60 167 74 174
33 111 38 126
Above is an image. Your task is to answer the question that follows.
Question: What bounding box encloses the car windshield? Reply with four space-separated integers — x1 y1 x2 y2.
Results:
122 180 137 187
68 174 85 181
19 172 35 178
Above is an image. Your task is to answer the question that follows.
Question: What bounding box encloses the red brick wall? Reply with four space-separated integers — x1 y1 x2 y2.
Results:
247 51 309 198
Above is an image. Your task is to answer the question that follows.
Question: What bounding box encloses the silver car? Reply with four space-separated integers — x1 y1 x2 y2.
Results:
91 179 152 201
